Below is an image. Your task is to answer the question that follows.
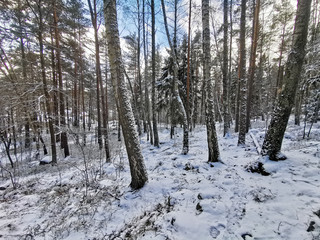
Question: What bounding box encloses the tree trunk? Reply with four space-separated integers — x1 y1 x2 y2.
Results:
50 26 60 143
0 134 14 168
142 0 153 144
234 3 240 135
186 0 192 130
78 29 86 146
222 0 230 137
151 0 159 147
275 24 287 100
53 0 69 157
161 0 189 154
37 0 57 164
237 0 247 146
192 55 199 129
104 49 111 161
10 109 17 157
228 0 233 124
104 0 148 189
202 0 220 162
261 0 312 160
88 0 102 149
246 0 260 132
294 87 304 125
235 78 240 132
18 12 31 151
73 42 79 128
137 0 143 136
256 16 265 121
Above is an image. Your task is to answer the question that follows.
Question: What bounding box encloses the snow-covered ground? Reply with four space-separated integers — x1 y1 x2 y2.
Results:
0 120 319 239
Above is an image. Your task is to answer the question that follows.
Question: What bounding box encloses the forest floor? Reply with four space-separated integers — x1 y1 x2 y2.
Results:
0 119 320 240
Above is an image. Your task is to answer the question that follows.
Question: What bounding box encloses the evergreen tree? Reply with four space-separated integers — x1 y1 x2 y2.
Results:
161 0 189 154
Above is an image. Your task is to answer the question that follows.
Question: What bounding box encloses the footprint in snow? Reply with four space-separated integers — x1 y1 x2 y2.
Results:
210 224 226 238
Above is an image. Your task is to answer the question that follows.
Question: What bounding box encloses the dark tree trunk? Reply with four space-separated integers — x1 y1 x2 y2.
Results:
228 0 233 124
10 109 17 157
294 88 304 126
192 56 199 129
0 134 14 168
142 0 153 144
18 14 31 150
39 134 48 155
222 0 230 137
246 0 260 132
118 110 121 142
151 0 159 147
275 24 287 100
88 0 102 149
73 46 79 128
50 26 60 143
37 0 57 164
53 0 69 157
237 0 247 146
261 0 312 160
186 0 192 130
78 38 86 146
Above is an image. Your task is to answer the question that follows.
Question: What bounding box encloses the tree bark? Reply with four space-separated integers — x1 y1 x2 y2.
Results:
18 14 31 150
246 0 260 132
137 0 143 136
104 0 148 189
186 0 192 130
228 0 233 124
275 23 287 100
294 87 304 126
104 49 111 161
151 0 159 147
237 0 247 146
222 0 230 137
261 0 312 160
202 0 220 162
88 0 102 149
53 0 69 157
37 0 57 164
73 38 79 128
142 0 153 144
161 0 189 154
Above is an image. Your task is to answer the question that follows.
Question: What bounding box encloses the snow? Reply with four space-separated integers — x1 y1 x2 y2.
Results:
0 120 319 239
39 156 52 164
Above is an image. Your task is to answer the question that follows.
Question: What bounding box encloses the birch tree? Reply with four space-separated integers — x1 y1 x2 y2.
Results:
202 0 220 162
142 0 153 144
104 0 148 189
